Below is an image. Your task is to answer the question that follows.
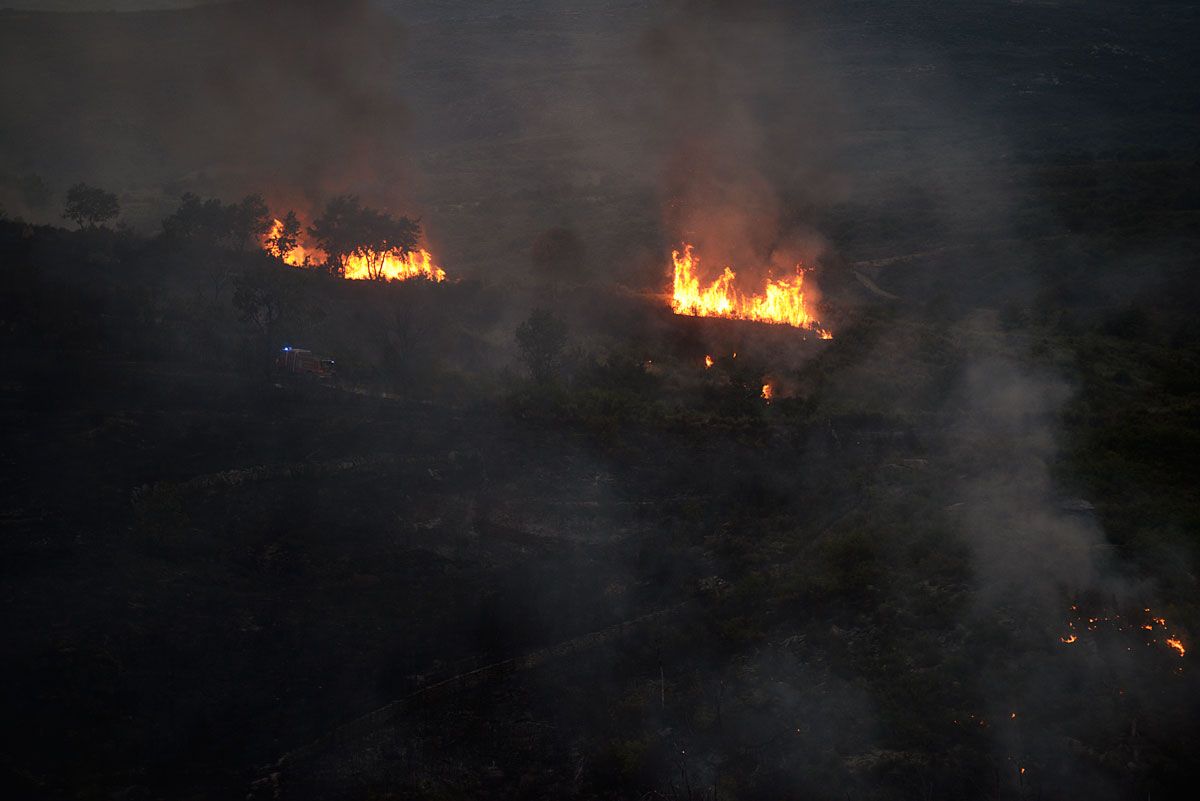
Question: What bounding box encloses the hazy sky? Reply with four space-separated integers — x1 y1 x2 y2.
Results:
1 0 224 9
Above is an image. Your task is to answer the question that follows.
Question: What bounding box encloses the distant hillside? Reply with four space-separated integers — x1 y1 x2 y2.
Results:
0 0 410 229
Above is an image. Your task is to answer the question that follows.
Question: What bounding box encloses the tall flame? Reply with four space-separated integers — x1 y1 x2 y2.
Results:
342 248 446 282
263 218 446 282
264 218 320 267
670 244 831 336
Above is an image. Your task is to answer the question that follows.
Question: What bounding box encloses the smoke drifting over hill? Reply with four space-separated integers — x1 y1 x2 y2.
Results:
0 1 413 222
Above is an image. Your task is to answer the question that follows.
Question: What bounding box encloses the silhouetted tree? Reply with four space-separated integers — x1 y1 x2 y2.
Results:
307 195 358 274
162 192 271 250
383 299 435 388
162 193 227 244
308 194 420 278
515 308 568 384
229 193 272 251
232 260 292 371
363 212 421 280
265 210 302 261
63 183 119 229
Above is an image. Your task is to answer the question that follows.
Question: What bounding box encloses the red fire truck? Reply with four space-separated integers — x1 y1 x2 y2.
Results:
275 347 336 379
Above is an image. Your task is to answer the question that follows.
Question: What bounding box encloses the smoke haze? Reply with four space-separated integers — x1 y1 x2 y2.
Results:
2 1 1199 799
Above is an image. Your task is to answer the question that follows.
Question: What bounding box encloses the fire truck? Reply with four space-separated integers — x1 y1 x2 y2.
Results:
275 346 336 380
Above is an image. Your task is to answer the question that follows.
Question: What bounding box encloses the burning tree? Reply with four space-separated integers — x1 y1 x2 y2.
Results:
308 195 421 280
256 198 445 282
264 211 303 262
63 183 120 230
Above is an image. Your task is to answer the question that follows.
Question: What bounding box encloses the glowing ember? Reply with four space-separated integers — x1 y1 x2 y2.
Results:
705 355 714 369
670 244 831 335
263 218 446 282
761 383 774 401
1059 605 1187 658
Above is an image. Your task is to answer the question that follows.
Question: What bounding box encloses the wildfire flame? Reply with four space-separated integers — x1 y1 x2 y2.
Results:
1166 637 1186 657
342 248 446 282
761 383 774 401
670 245 831 336
704 355 714 369
264 218 320 266
264 218 446 282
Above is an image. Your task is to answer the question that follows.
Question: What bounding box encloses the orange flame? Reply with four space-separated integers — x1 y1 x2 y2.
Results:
1060 634 1078 644
670 245 831 336
342 248 446 282
1166 637 1186 657
264 218 320 267
704 355 714 369
761 383 774 401
263 218 446 282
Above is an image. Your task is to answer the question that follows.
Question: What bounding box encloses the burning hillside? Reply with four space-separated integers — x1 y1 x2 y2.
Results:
263 211 446 283
669 245 831 336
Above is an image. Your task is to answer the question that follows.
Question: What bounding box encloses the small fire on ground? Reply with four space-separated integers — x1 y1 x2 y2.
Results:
1059 605 1186 657
670 244 832 337
263 218 446 283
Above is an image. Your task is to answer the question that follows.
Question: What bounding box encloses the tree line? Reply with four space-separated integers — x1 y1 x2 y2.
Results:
16 182 577 384
47 182 588 283
55 183 426 280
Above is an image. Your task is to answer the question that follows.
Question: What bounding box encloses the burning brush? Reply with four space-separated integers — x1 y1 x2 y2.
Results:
669 244 832 337
262 217 446 283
